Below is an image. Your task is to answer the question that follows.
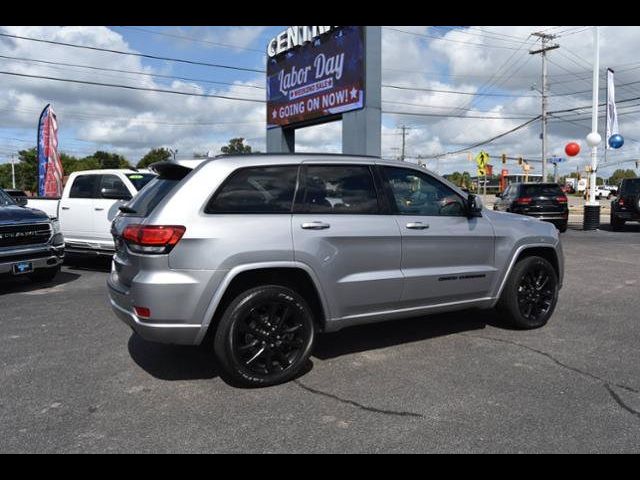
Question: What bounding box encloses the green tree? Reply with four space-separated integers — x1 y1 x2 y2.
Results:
608 169 637 186
137 148 172 169
83 151 130 169
221 138 253 155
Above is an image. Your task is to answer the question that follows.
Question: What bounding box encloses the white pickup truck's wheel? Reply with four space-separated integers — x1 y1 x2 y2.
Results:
498 256 558 329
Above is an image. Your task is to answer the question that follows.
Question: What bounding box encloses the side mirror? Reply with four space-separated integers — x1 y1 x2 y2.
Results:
495 193 502 198
101 188 131 201
467 194 483 217
16 196 28 207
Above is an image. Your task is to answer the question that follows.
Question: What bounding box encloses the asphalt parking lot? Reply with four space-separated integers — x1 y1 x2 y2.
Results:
1 226 640 453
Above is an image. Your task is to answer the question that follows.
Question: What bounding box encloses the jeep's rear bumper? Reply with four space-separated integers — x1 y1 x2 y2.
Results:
107 274 203 345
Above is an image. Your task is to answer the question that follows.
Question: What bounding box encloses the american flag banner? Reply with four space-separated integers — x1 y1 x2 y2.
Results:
37 104 63 197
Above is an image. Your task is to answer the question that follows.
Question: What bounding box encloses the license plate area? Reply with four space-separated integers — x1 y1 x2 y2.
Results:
12 261 33 275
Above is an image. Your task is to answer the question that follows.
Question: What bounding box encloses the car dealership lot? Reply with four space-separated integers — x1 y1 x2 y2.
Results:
1 229 640 453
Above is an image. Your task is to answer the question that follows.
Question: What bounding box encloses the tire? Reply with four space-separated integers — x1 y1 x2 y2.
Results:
557 222 568 233
29 265 60 283
611 213 625 231
497 256 559 330
213 285 316 388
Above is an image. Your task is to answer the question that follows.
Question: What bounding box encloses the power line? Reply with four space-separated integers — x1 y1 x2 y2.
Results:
0 70 266 103
114 26 266 53
382 83 543 97
0 54 265 90
420 116 542 158
0 32 265 74
381 109 535 120
383 27 525 50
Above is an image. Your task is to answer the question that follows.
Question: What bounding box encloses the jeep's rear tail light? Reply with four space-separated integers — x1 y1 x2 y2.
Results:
619 197 625 206
122 225 186 254
515 197 533 205
556 196 568 204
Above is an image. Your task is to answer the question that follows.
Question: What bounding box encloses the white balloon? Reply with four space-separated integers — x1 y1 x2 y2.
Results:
586 132 602 147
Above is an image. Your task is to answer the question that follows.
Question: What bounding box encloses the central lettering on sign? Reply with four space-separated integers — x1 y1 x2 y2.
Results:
277 53 344 98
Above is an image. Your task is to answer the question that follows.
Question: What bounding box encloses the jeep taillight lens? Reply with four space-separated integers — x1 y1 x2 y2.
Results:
619 198 625 206
122 225 186 254
515 197 533 205
556 196 568 204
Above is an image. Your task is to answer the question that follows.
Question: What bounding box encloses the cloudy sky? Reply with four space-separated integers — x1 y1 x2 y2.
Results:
1 25 639 178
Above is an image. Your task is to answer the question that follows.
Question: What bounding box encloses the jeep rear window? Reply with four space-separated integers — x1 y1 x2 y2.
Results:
521 184 564 197
123 178 181 217
621 179 640 194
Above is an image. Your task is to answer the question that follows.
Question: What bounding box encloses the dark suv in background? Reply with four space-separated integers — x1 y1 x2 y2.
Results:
493 183 569 232
610 178 640 230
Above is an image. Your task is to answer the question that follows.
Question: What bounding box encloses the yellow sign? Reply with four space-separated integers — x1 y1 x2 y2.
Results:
475 151 490 176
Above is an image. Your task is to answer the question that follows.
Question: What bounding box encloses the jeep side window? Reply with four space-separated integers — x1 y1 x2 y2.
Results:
299 165 380 214
206 166 299 214
69 175 100 199
383 167 466 217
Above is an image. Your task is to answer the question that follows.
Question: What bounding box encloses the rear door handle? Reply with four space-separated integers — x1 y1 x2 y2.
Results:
95 208 104 211
301 222 330 230
61 206 70 210
406 222 429 230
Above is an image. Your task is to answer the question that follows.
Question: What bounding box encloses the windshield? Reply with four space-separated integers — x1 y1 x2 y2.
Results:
521 184 563 197
125 173 157 191
0 189 16 206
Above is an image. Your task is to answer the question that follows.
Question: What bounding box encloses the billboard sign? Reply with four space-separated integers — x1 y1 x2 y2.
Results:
267 26 365 129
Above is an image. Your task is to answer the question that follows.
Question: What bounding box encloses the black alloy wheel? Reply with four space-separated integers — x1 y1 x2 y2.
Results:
497 256 558 329
516 266 555 324
232 299 309 377
214 286 316 387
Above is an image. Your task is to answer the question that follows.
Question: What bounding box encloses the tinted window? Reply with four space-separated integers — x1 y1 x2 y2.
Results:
300 165 379 214
124 178 180 217
384 167 466 217
521 184 563 197
621 179 640 195
99 175 131 200
69 175 99 199
207 166 299 214
126 173 156 191
0 189 15 206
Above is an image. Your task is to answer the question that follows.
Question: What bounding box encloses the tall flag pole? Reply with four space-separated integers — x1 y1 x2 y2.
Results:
606 68 619 151
36 104 63 197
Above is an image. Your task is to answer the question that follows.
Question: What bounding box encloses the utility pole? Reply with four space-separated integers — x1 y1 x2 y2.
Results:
11 154 16 189
399 125 410 162
530 32 559 183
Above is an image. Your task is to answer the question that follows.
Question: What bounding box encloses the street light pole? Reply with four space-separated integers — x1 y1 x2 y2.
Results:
584 26 602 231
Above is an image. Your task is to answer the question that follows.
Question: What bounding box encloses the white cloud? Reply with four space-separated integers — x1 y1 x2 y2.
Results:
1 25 640 179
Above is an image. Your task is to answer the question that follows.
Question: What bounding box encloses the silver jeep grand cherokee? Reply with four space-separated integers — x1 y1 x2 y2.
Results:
108 154 563 387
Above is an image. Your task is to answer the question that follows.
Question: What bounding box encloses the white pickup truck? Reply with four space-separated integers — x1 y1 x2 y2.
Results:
28 169 156 254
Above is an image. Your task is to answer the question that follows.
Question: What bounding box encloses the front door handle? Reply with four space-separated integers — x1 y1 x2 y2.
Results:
406 222 429 230
95 207 104 211
301 221 330 230
61 206 70 210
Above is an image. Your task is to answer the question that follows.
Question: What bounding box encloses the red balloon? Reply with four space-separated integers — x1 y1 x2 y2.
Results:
565 142 580 157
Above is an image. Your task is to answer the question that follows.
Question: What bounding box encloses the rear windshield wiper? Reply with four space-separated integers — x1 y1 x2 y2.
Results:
118 205 138 214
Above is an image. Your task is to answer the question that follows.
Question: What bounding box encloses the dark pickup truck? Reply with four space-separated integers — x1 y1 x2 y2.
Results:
0 188 65 282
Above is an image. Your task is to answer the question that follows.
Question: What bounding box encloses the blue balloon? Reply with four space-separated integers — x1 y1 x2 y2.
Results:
609 134 624 149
